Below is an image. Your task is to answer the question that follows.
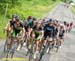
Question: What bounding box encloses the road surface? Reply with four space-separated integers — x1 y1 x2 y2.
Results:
0 3 75 61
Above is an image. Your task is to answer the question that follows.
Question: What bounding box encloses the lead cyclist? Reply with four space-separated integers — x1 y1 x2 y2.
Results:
9 15 25 51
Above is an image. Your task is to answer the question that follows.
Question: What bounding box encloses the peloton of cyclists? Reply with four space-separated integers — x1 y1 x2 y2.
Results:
4 14 73 59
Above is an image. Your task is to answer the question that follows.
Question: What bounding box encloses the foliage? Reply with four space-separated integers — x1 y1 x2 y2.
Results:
0 0 60 39
72 5 75 14
0 0 21 14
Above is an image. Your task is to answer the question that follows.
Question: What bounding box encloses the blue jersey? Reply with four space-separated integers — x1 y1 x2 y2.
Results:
44 24 54 33
44 24 55 38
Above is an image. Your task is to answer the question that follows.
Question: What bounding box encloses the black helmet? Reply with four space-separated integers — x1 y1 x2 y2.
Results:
49 18 53 22
64 21 66 23
12 14 16 18
48 18 53 23
64 21 67 25
33 17 37 21
15 16 20 20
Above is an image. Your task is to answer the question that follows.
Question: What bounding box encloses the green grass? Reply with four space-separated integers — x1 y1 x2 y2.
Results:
0 0 60 39
0 15 9 39
72 5 75 14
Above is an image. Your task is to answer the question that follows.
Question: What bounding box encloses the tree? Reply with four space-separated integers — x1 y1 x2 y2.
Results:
0 0 20 14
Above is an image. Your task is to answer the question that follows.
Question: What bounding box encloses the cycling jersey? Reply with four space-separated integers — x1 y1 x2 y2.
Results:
54 28 58 37
33 26 42 40
33 26 42 31
11 21 23 37
44 24 54 32
34 31 41 39
10 20 15 27
44 24 55 39
59 30 65 39
28 20 33 28
23 19 33 32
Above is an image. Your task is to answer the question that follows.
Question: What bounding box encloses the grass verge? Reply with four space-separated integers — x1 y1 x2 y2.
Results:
0 2 58 39
72 5 75 14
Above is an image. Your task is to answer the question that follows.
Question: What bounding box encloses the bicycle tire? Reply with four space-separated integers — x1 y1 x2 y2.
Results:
4 40 8 52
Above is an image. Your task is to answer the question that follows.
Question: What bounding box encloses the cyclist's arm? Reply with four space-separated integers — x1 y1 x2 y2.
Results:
21 27 25 37
4 22 13 32
57 28 60 38
62 30 65 38
4 22 10 30
20 22 25 37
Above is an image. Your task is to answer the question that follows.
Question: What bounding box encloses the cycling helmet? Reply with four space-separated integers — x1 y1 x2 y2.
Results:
27 16 32 19
12 14 16 18
49 18 53 22
55 19 58 23
47 18 52 23
15 15 20 21
64 21 67 25
33 17 37 21
16 16 20 19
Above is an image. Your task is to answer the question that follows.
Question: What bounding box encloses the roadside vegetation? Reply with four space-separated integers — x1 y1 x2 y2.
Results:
0 0 61 39
72 5 75 14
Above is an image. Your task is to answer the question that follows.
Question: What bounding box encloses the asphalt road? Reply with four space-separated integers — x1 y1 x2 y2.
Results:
0 3 75 61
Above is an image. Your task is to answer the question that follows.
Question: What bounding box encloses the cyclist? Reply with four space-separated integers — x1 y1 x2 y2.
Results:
44 19 55 40
4 14 16 36
69 22 73 32
66 23 69 32
63 21 67 32
39 19 55 61
33 21 43 51
10 16 25 50
58 25 65 48
23 16 32 32
43 19 55 53
53 20 59 47
4 14 17 52
28 17 37 28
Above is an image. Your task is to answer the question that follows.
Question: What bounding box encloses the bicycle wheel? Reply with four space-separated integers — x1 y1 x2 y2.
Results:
28 46 34 61
4 37 11 52
48 43 53 54
56 44 60 52
6 48 10 59
29 50 33 61
35 51 40 61
10 39 18 58
11 51 14 58
29 54 32 61
56 42 60 52
39 51 44 61
4 39 8 52
39 46 45 61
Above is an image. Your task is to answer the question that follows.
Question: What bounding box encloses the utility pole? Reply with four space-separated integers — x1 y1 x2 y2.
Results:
2 3 8 24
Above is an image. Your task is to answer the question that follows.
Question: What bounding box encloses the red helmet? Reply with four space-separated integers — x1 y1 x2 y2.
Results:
27 16 32 19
